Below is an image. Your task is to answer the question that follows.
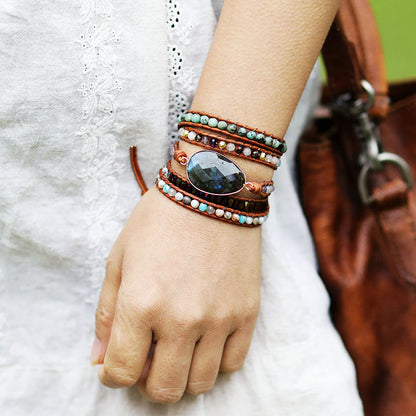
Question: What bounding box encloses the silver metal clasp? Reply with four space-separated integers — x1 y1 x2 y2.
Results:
333 80 413 205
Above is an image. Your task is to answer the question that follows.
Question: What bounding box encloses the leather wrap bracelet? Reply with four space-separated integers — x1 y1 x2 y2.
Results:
173 142 275 197
178 111 287 154
163 161 269 213
156 168 269 227
179 127 281 169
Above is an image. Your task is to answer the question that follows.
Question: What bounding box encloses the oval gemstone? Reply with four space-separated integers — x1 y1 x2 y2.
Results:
186 151 246 195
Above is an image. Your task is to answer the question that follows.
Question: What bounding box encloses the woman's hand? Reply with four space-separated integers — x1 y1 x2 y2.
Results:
91 185 262 403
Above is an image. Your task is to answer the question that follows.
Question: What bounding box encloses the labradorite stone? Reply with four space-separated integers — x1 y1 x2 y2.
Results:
187 151 245 195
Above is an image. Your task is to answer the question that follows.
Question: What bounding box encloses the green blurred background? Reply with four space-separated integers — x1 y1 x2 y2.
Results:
370 0 415 80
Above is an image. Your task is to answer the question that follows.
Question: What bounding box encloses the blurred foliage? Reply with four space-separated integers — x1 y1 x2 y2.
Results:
371 0 416 81
320 1 415 82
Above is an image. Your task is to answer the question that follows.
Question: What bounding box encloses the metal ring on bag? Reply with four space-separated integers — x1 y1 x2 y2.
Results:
358 152 414 205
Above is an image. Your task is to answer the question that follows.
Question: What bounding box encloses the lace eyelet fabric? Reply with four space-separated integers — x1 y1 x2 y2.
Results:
76 0 126 300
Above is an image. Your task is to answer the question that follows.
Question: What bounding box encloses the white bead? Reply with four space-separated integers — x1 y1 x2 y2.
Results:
188 131 197 141
246 217 253 225
168 188 176 197
243 147 251 156
259 217 265 224
215 209 224 217
175 192 184 201
267 185 274 194
272 156 279 165
158 180 165 189
232 213 240 222
265 154 272 163
178 127 185 136
224 211 232 220
191 199 199 209
226 143 235 152
162 166 169 176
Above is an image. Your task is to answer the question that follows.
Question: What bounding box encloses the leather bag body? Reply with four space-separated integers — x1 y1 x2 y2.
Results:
297 1 416 415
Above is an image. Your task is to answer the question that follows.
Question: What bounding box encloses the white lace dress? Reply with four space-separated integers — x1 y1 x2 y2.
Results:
0 0 364 414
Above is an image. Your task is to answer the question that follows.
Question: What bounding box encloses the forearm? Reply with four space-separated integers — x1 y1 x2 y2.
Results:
178 0 341 182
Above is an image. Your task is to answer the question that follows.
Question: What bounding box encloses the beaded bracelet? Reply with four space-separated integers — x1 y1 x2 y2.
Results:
156 169 269 227
178 111 287 154
173 142 275 197
179 127 281 169
163 161 269 213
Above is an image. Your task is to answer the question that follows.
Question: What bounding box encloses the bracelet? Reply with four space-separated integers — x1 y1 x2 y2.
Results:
173 142 275 197
163 161 269 213
179 127 281 169
178 111 287 154
156 169 269 227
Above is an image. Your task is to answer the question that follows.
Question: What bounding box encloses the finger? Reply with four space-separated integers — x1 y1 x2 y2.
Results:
219 320 256 373
144 336 196 403
186 334 226 395
91 249 123 365
98 297 153 388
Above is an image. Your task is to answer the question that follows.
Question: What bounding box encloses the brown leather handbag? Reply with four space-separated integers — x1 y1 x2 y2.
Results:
297 0 416 415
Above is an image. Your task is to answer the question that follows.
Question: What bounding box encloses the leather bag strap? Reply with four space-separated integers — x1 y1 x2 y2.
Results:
322 0 389 120
321 0 416 285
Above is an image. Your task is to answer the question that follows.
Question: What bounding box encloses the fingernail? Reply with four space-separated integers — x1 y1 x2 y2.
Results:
90 337 103 366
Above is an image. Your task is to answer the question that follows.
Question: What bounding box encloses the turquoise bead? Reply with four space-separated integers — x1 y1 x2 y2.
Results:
208 117 218 127
199 203 208 212
247 131 257 140
227 124 237 133
200 115 209 125
239 215 247 224
191 113 201 123
256 133 265 143
218 120 227 130
185 113 192 122
237 127 247 136
180 114 187 122
163 184 171 193
264 136 272 146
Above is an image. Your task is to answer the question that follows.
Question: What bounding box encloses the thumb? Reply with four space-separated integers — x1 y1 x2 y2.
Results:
91 248 123 365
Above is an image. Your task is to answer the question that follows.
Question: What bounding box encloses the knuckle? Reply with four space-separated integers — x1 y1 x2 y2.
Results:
95 302 114 329
244 296 260 316
221 359 245 373
187 380 214 395
173 311 207 334
102 363 138 387
210 311 235 331
147 387 184 404
105 255 118 276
